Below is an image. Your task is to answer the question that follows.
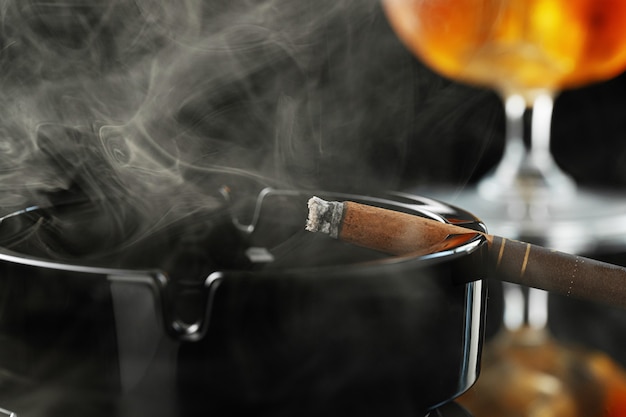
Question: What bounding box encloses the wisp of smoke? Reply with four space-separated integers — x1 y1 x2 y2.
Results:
0 0 422 214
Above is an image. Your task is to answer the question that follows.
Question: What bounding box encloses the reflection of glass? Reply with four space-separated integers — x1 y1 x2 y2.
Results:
382 0 626 252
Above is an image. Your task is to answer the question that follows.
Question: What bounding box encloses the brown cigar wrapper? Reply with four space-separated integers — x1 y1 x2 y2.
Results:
488 236 626 309
337 201 626 309
340 202 466 256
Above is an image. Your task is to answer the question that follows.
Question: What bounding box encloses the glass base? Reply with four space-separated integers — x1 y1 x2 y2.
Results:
415 185 626 253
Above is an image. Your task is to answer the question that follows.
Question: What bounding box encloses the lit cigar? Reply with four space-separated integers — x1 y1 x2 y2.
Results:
306 196 626 309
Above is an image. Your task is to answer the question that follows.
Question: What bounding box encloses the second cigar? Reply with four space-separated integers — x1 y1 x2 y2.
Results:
305 196 626 309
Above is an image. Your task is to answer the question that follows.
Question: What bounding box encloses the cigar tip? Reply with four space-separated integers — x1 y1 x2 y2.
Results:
305 196 344 238
305 196 329 233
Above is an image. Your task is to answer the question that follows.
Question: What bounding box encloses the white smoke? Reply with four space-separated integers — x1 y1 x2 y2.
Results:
0 0 429 216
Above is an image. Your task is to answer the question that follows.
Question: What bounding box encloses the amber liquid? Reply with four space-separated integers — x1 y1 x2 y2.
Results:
383 0 626 101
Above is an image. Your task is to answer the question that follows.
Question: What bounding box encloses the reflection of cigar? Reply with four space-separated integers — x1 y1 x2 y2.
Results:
306 196 626 309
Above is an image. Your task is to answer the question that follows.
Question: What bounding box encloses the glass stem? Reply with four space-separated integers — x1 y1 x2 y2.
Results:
503 283 548 331
478 92 576 205
529 93 577 195
484 94 527 193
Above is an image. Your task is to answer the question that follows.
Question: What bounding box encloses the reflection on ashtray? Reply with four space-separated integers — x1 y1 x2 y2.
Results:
0 406 17 417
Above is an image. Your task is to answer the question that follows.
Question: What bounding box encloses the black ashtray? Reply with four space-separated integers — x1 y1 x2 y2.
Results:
0 188 487 417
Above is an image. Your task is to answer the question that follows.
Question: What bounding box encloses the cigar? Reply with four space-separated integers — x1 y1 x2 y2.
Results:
306 196 626 309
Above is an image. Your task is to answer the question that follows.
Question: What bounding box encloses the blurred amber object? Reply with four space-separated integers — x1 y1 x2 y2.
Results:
382 0 626 99
589 354 626 416
458 326 626 417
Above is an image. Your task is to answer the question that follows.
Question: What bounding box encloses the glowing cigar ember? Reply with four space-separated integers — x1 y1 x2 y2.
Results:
306 197 626 309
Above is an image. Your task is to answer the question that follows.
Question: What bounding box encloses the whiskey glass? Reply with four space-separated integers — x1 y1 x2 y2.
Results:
382 0 626 253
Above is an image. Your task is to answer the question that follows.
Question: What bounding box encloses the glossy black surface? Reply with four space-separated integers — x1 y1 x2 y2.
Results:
0 189 487 416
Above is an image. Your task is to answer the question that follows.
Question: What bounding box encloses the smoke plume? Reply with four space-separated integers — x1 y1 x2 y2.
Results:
0 0 431 215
